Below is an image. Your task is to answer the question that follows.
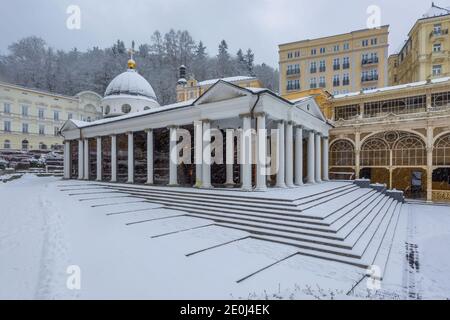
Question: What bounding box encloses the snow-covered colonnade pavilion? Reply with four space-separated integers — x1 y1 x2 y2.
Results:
61 59 332 190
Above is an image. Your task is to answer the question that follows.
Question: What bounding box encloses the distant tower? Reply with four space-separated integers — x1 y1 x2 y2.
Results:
177 65 187 86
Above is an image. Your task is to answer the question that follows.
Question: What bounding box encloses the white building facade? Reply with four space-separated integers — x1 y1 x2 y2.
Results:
61 61 332 191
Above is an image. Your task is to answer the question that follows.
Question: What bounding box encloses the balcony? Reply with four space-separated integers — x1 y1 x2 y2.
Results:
430 29 448 39
333 81 340 87
310 68 317 74
362 57 379 66
319 67 326 73
343 79 350 86
310 84 317 89
286 69 300 76
333 64 340 71
361 75 379 82
319 82 326 88
343 63 350 69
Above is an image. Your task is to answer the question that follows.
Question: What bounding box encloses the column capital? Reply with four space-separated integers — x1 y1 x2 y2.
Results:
286 121 294 126
274 119 285 125
167 125 178 129
126 131 134 135
254 112 266 118
200 118 211 123
239 113 252 119
322 135 329 140
294 124 304 129
144 128 153 133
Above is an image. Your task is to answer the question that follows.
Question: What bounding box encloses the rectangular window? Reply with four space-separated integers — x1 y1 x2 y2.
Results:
371 38 378 45
433 65 442 76
319 76 326 88
4 121 11 132
287 64 300 75
333 58 340 70
39 124 45 135
294 51 300 58
343 57 350 69
54 127 60 136
68 113 73 120
343 73 350 86
320 47 326 54
311 48 317 55
38 108 45 119
22 123 28 133
310 77 317 89
53 110 60 121
343 43 350 50
333 75 340 87
21 105 29 116
287 52 293 59
362 39 369 47
434 43 442 52
4 103 11 114
319 60 326 72
333 45 340 52
334 104 360 120
434 24 442 35
310 61 317 73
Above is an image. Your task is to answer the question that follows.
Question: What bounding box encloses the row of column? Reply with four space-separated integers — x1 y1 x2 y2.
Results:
64 117 330 190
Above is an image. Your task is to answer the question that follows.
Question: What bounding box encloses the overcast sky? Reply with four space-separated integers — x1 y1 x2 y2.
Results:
0 0 435 67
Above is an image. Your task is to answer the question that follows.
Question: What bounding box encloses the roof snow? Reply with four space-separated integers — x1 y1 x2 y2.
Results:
333 77 450 99
422 3 450 18
71 99 195 129
198 76 257 86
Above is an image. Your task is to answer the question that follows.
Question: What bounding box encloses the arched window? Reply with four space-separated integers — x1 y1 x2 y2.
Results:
121 104 131 114
361 138 389 166
330 140 355 166
22 139 29 150
4 140 11 149
393 136 426 166
434 134 450 166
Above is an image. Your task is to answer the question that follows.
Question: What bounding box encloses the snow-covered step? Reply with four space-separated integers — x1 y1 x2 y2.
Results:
109 188 309 214
212 221 353 250
297 186 361 211
327 191 383 226
336 195 390 238
250 235 370 269
371 203 403 279
301 188 374 218
185 212 343 241
349 199 395 251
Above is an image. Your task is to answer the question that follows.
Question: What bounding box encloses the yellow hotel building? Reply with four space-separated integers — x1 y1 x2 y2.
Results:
389 3 450 85
279 26 389 96
0 81 102 151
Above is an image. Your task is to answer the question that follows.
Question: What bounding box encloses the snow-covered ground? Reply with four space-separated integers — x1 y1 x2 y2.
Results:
1 175 449 299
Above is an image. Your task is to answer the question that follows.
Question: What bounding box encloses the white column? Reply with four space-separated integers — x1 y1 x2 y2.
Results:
276 121 286 188
307 130 315 184
295 126 304 186
83 139 89 180
78 139 84 180
127 132 134 183
194 120 203 187
225 128 235 187
256 113 267 191
146 129 154 185
315 133 322 183
64 141 70 179
285 121 294 188
111 135 117 182
322 136 329 181
202 121 212 188
96 137 102 181
241 115 252 191
169 126 178 186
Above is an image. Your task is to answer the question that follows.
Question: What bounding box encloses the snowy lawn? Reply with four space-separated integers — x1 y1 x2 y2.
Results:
1 175 449 299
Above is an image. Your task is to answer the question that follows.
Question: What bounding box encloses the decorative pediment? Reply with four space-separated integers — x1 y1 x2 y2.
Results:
193 80 251 105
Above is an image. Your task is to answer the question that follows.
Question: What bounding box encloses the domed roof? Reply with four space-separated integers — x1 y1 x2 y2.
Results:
104 68 157 100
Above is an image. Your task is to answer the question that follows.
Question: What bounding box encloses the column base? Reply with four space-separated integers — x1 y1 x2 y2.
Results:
167 183 179 187
241 186 253 192
145 182 154 186
276 183 287 188
255 186 268 192
224 183 236 188
127 181 135 184
200 185 213 189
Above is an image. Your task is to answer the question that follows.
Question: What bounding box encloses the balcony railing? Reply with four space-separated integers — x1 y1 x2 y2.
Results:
333 64 340 71
333 81 340 87
286 69 300 76
319 67 326 72
343 79 350 86
430 29 449 38
319 82 326 88
310 84 317 89
310 68 317 73
343 63 350 69
361 75 379 82
362 57 379 65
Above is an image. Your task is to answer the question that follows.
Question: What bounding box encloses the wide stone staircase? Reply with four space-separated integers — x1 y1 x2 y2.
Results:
94 181 404 279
